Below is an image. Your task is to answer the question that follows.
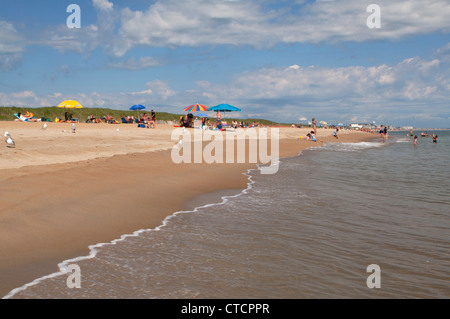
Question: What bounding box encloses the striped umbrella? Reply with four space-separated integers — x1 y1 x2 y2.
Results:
184 104 209 112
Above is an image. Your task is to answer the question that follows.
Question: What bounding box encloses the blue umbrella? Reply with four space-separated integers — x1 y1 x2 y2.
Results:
130 105 146 119
130 104 146 111
209 104 241 112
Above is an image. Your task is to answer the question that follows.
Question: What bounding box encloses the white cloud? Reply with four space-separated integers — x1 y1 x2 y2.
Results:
108 56 161 70
37 0 450 57
111 0 450 55
93 0 114 11
0 20 25 71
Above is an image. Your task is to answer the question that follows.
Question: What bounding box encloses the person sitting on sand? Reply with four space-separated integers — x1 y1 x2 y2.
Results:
89 114 102 123
64 111 73 122
18 113 28 121
104 114 116 124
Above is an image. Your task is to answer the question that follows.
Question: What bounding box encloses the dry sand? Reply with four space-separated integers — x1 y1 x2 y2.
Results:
0 121 375 297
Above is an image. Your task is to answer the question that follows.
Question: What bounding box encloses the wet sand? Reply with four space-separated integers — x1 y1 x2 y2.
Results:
0 122 375 297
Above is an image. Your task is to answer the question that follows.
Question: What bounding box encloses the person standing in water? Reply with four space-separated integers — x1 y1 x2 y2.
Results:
432 134 438 143
414 135 418 147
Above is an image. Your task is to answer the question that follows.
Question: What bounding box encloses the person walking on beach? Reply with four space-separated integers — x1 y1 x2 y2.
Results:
414 135 418 147
312 118 317 135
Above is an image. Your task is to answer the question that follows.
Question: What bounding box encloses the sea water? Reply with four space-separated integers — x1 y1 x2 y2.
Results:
5 131 450 299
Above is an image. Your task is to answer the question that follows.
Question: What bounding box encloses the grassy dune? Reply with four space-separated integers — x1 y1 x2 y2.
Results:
0 106 284 126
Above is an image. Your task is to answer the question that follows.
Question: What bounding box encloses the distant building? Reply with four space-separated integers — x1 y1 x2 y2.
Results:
350 123 378 130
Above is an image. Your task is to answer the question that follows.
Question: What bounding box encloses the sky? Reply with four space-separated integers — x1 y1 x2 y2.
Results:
0 0 449 128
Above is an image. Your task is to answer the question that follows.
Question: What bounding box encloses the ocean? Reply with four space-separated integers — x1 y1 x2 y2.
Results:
5 130 450 299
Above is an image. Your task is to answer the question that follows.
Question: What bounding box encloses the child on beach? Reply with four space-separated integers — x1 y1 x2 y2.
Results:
414 135 418 147
333 128 339 139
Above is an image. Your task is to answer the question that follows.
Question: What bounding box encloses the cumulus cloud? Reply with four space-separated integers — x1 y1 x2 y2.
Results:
37 0 450 57
108 56 162 70
0 20 25 71
177 43 449 125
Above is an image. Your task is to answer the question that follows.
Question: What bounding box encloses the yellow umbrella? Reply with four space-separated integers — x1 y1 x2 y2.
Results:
57 100 83 122
57 100 83 109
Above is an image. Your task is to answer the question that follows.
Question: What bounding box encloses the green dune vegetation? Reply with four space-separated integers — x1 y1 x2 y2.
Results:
0 106 287 126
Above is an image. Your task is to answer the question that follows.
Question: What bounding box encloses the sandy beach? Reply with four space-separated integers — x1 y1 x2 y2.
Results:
0 121 375 297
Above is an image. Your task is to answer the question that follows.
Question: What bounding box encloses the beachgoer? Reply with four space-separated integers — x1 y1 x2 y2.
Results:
432 134 438 143
148 110 156 128
414 135 418 146
312 118 317 135
384 126 388 138
332 129 339 139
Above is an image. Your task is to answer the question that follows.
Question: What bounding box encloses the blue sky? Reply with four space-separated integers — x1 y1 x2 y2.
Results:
0 0 449 127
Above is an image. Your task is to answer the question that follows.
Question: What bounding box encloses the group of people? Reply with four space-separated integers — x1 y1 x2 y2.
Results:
305 131 317 142
413 132 438 146
137 111 156 128
379 125 389 139
86 110 157 128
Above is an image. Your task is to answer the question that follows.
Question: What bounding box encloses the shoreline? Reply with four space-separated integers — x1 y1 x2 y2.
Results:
0 123 376 298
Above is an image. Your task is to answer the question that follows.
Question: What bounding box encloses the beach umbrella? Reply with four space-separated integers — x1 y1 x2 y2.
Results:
209 104 241 112
58 100 83 109
184 104 209 112
58 100 83 121
130 104 146 111
209 104 242 120
319 120 327 126
130 105 146 118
